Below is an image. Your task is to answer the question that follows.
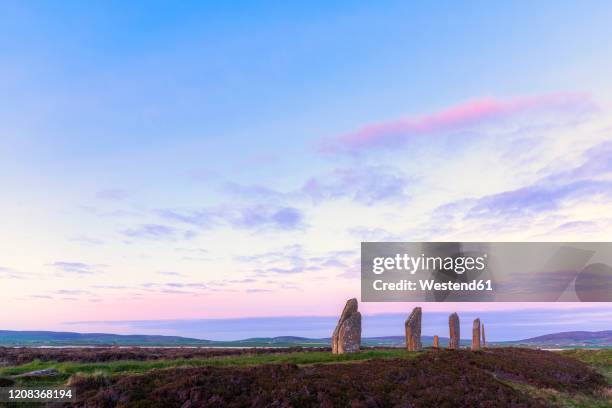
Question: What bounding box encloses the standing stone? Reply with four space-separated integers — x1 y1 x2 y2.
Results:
481 323 486 348
332 298 361 354
405 307 422 351
448 313 460 349
472 318 481 351
433 335 439 349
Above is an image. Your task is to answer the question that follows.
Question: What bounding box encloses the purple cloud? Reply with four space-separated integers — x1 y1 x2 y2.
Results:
158 206 304 231
432 140 612 227
302 165 412 205
547 140 612 182
156 209 219 228
551 220 599 233
274 207 302 227
50 261 106 275
466 179 612 220
239 246 357 276
229 206 304 230
0 266 27 280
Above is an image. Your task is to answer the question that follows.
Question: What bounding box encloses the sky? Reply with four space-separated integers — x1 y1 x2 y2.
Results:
1 1 612 340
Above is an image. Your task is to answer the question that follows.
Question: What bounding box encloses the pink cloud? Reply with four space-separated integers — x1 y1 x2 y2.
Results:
320 92 595 153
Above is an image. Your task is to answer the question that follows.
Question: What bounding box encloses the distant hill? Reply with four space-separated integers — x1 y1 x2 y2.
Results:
0 330 213 346
0 330 609 348
511 330 612 347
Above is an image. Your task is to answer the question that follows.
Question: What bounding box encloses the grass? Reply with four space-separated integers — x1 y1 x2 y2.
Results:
0 349 418 386
508 382 612 408
502 350 612 408
559 349 612 383
558 349 612 367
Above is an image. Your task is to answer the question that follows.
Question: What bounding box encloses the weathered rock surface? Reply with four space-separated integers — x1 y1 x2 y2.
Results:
332 298 361 354
472 318 481 350
482 323 486 348
405 307 422 351
449 312 460 349
433 335 439 349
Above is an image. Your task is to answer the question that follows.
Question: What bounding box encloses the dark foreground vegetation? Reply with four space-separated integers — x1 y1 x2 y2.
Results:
0 346 312 366
0 347 609 407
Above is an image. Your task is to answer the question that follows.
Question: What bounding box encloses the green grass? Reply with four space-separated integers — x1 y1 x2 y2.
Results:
0 349 418 387
559 349 612 384
510 349 612 408
559 349 612 367
508 382 612 408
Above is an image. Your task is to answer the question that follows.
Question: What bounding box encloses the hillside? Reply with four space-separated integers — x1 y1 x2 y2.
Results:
0 330 212 346
511 330 612 347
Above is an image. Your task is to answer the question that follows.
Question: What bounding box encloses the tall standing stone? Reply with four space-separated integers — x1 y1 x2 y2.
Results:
481 323 486 348
448 313 460 349
472 318 481 351
433 335 439 349
332 298 361 354
405 307 422 351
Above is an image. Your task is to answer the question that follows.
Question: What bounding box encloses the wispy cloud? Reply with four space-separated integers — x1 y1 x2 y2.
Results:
49 261 107 275
92 285 128 290
237 245 357 276
552 220 599 233
429 139 612 234
545 140 612 182
156 209 219 229
302 165 413 205
320 92 595 153
465 179 612 220
158 271 184 277
135 281 214 296
231 206 303 230
0 266 29 280
53 289 91 295
70 235 105 245
223 165 413 207
157 206 304 231
246 288 272 293
122 224 198 241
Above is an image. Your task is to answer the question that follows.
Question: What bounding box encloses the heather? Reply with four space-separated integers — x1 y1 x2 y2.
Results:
0 348 608 407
